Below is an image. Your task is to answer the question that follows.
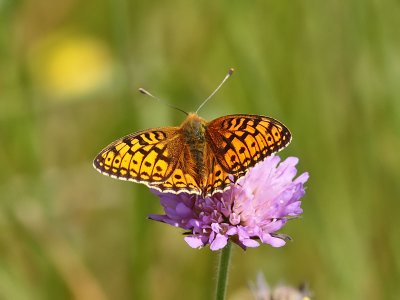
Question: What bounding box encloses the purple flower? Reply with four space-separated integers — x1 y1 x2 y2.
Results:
250 272 312 299
149 156 309 251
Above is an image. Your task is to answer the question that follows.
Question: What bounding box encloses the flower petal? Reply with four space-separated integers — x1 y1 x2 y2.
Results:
210 234 228 251
184 236 204 248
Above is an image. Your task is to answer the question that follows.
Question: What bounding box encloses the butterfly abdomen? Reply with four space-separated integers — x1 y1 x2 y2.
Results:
180 113 208 182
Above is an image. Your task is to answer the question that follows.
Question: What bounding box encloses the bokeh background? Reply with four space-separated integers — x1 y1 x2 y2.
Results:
1 0 399 299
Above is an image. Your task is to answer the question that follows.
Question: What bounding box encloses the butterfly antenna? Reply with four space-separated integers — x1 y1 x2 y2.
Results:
138 88 188 116
195 68 234 114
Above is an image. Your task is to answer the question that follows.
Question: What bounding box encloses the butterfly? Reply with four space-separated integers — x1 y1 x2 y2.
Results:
93 69 291 197
93 112 291 196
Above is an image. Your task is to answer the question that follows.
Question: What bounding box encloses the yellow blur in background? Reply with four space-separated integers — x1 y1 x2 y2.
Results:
1 0 399 300
29 34 114 99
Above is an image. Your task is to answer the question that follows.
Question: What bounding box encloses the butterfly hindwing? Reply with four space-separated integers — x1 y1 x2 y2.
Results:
151 145 202 195
203 148 233 195
152 166 201 194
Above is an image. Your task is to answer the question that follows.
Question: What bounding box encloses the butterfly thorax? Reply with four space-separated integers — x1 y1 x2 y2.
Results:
180 113 207 181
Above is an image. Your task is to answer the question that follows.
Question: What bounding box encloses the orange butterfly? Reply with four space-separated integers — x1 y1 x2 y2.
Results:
93 69 291 197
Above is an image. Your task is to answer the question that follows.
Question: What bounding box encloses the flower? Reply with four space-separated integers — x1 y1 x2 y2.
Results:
149 155 309 250
250 272 312 300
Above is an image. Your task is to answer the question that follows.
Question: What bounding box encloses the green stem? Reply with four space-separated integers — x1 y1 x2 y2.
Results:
215 241 232 300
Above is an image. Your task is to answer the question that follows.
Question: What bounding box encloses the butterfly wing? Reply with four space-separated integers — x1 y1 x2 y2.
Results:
204 114 291 191
203 147 234 196
93 127 202 194
151 145 202 195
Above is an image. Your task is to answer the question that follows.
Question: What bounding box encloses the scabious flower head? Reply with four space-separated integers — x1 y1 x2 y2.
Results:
250 272 312 300
149 155 309 251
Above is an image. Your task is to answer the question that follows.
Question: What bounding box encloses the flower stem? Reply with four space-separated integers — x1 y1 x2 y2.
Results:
215 241 232 300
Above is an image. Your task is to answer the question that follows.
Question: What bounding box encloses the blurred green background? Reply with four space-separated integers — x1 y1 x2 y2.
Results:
1 0 399 299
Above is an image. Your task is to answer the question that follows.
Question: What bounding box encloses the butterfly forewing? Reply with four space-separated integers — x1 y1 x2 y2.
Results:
205 114 291 178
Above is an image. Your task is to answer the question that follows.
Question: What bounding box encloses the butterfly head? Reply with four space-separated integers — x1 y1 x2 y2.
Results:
181 113 207 136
